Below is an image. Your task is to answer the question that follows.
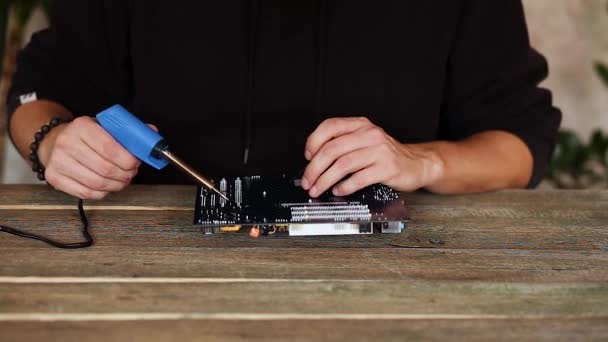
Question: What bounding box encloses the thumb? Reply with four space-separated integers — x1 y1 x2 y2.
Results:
147 123 159 132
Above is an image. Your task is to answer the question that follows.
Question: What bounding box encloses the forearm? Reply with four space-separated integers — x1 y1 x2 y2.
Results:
418 130 533 194
9 100 73 165
9 100 140 199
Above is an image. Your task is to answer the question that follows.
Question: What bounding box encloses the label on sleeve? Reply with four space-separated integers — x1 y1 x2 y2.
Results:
19 92 38 104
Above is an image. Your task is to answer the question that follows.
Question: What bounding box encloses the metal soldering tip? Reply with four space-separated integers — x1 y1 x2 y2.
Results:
215 189 230 202
160 149 230 202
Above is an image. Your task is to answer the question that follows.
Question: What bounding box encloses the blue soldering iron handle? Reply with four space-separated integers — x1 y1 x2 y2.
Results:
96 104 169 170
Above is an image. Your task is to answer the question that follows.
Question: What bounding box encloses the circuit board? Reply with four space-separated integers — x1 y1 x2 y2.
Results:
193 175 409 237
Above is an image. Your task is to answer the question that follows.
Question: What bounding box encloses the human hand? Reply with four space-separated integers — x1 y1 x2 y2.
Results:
301 117 443 197
38 116 144 199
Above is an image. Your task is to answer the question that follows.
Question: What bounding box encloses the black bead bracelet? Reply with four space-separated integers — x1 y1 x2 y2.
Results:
29 117 71 181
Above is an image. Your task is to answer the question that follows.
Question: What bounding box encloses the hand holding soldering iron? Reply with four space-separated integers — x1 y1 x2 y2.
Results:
38 116 156 200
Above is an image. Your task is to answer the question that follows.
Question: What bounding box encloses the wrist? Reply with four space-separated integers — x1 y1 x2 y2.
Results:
9 100 72 165
37 123 68 168
402 142 446 190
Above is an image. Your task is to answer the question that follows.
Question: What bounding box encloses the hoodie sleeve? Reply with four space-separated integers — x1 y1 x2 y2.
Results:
6 0 132 123
440 0 562 188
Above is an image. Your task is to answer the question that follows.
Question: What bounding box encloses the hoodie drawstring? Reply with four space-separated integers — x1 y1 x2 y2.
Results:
243 0 328 165
243 0 259 165
315 0 328 123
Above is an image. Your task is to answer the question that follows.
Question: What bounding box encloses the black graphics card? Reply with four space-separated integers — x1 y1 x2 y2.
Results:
193 175 409 237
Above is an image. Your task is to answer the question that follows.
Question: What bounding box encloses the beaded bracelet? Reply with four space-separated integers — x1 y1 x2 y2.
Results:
29 117 71 181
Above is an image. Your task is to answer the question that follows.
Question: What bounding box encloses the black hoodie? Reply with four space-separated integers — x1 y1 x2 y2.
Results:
7 0 561 186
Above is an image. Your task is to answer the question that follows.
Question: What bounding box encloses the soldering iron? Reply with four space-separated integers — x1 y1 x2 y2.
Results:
0 104 228 249
96 104 229 201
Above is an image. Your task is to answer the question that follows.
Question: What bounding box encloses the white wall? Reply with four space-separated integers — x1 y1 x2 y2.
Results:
523 0 608 139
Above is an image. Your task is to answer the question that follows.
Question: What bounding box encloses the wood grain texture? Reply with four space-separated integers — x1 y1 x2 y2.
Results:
0 247 606 282
2 318 607 342
1 280 606 316
0 185 607 250
0 185 607 341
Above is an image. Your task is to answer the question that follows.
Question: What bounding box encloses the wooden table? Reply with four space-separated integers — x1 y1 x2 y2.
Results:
0 185 607 341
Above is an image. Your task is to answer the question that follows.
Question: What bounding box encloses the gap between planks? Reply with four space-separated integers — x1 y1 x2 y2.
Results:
0 277 373 284
1 313 605 322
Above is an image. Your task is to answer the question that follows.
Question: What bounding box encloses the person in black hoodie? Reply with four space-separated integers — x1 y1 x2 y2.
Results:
7 1 561 200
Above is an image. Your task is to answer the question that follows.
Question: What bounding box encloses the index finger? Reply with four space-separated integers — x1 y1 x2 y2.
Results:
80 120 141 171
305 117 372 160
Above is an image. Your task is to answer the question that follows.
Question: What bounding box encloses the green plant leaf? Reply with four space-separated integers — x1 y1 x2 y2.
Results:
0 0 12 79
550 130 588 176
0 0 48 84
40 0 48 14
594 62 608 88
12 0 38 27
589 129 608 160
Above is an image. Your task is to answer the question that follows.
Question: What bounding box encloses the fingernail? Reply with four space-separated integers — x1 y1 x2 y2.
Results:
332 187 340 196
301 177 310 190
305 150 312 160
309 186 318 198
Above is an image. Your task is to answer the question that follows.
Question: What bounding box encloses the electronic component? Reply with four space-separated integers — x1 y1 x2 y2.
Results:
193 175 408 237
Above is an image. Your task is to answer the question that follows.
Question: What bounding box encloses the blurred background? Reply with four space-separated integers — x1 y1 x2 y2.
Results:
0 0 607 188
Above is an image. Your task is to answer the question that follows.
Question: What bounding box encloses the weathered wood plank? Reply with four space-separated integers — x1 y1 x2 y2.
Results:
1 185 607 250
1 185 606 341
1 318 607 342
1 281 606 316
0 247 606 282
0 207 606 250
0 184 197 208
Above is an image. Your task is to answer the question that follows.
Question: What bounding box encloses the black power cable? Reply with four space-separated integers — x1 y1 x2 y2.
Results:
0 199 93 249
